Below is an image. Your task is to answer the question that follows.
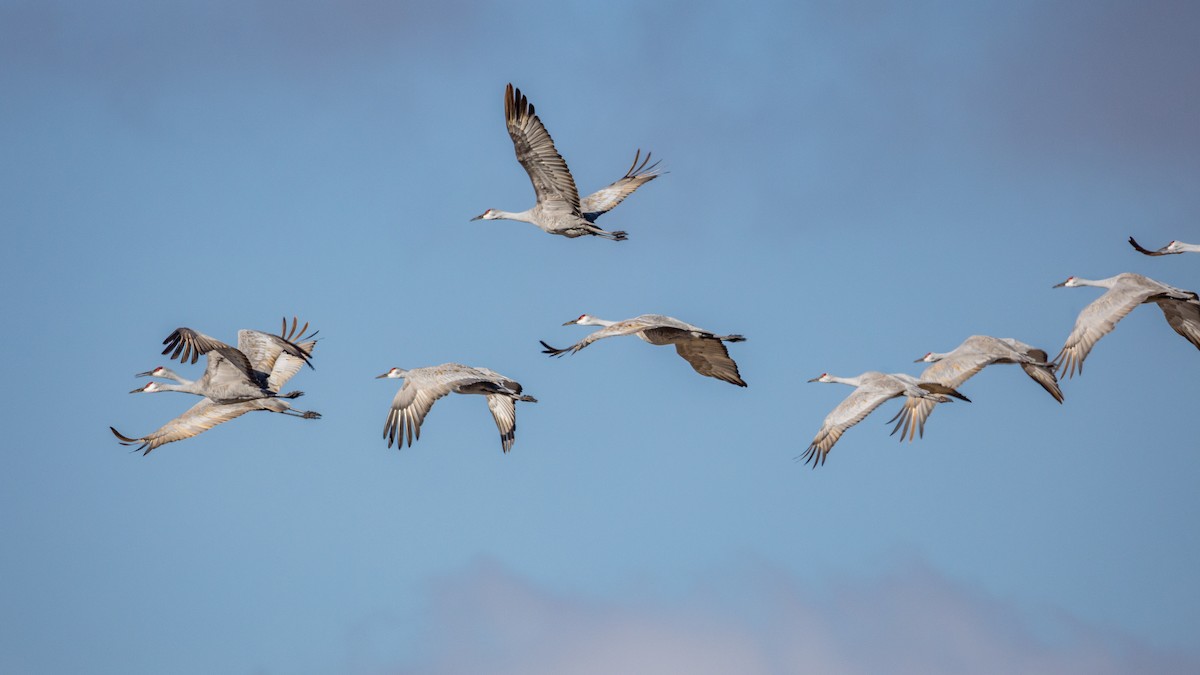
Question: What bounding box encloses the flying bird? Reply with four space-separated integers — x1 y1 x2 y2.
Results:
472 83 661 240
1053 274 1200 377
803 372 970 467
111 326 320 455
1128 237 1200 256
541 313 747 387
376 364 537 453
888 335 1063 441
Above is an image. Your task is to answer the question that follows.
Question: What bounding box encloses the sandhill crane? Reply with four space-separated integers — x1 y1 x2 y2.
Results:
803 372 971 467
110 334 320 455
1128 237 1200 256
1052 274 1200 377
135 317 318 403
471 83 661 241
376 364 537 453
887 335 1063 442
541 314 747 387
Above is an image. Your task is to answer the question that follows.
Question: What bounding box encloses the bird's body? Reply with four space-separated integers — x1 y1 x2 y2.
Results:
889 335 1063 441
472 84 660 240
541 313 747 387
1053 273 1200 377
803 372 971 467
377 363 536 453
111 318 321 454
1128 237 1200 256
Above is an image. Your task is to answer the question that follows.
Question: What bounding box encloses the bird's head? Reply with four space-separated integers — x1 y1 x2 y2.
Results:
1166 240 1181 252
376 367 407 379
916 352 941 363
807 373 834 383
1053 276 1079 288
471 209 498 221
130 382 162 394
135 366 172 378
563 313 591 326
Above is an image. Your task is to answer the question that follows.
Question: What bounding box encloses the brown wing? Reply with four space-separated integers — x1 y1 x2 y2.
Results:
160 327 230 365
674 338 747 387
110 399 257 455
505 83 580 212
1155 298 1200 351
580 149 662 222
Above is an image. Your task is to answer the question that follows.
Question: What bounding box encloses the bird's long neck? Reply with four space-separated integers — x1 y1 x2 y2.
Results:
156 381 204 395
1073 276 1121 289
1176 241 1200 253
492 208 536 224
583 317 617 327
826 374 862 387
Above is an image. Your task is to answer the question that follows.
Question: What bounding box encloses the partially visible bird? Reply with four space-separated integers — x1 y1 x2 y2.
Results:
472 83 661 240
1052 274 1200 377
541 313 747 387
888 335 1063 441
803 372 970 467
1128 237 1200 256
111 333 320 455
376 364 537 453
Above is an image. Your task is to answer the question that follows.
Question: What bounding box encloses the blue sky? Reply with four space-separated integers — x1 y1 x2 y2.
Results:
2 1 1199 673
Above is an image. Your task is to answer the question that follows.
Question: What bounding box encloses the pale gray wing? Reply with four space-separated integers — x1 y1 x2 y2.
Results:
580 149 662 222
888 353 991 441
485 395 519 453
1155 298 1200 351
268 340 317 393
1055 286 1154 378
505 83 580 213
802 387 895 467
237 318 316 375
110 399 256 455
160 327 231 365
674 338 747 387
383 377 457 449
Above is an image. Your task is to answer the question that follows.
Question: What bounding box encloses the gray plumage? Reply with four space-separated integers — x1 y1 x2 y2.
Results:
888 335 1063 442
1053 273 1200 378
471 83 661 240
376 363 537 453
541 313 747 387
803 372 971 467
111 323 320 455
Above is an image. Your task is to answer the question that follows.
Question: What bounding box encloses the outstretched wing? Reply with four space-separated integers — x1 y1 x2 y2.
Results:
238 317 317 376
674 338 747 387
540 319 654 357
110 399 257 455
161 327 230 365
485 395 519 453
802 387 894 467
888 353 991 442
505 83 580 213
1128 236 1175 256
1155 297 1200 351
383 378 457 449
268 340 318 393
580 149 662 222
1054 286 1153 378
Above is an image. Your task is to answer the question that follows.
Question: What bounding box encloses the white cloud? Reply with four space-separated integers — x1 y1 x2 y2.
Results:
385 558 1196 675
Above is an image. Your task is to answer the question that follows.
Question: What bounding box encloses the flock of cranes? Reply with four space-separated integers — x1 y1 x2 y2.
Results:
110 84 1199 464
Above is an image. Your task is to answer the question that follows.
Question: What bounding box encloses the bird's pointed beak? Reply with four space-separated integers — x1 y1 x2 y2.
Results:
135 370 155 378
913 357 925 363
129 386 146 394
470 213 485 221
375 372 390 379
806 376 821 383
562 319 579 326
1052 281 1067 288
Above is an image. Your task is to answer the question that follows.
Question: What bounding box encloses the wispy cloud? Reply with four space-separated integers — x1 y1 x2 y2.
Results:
387 558 1196 675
